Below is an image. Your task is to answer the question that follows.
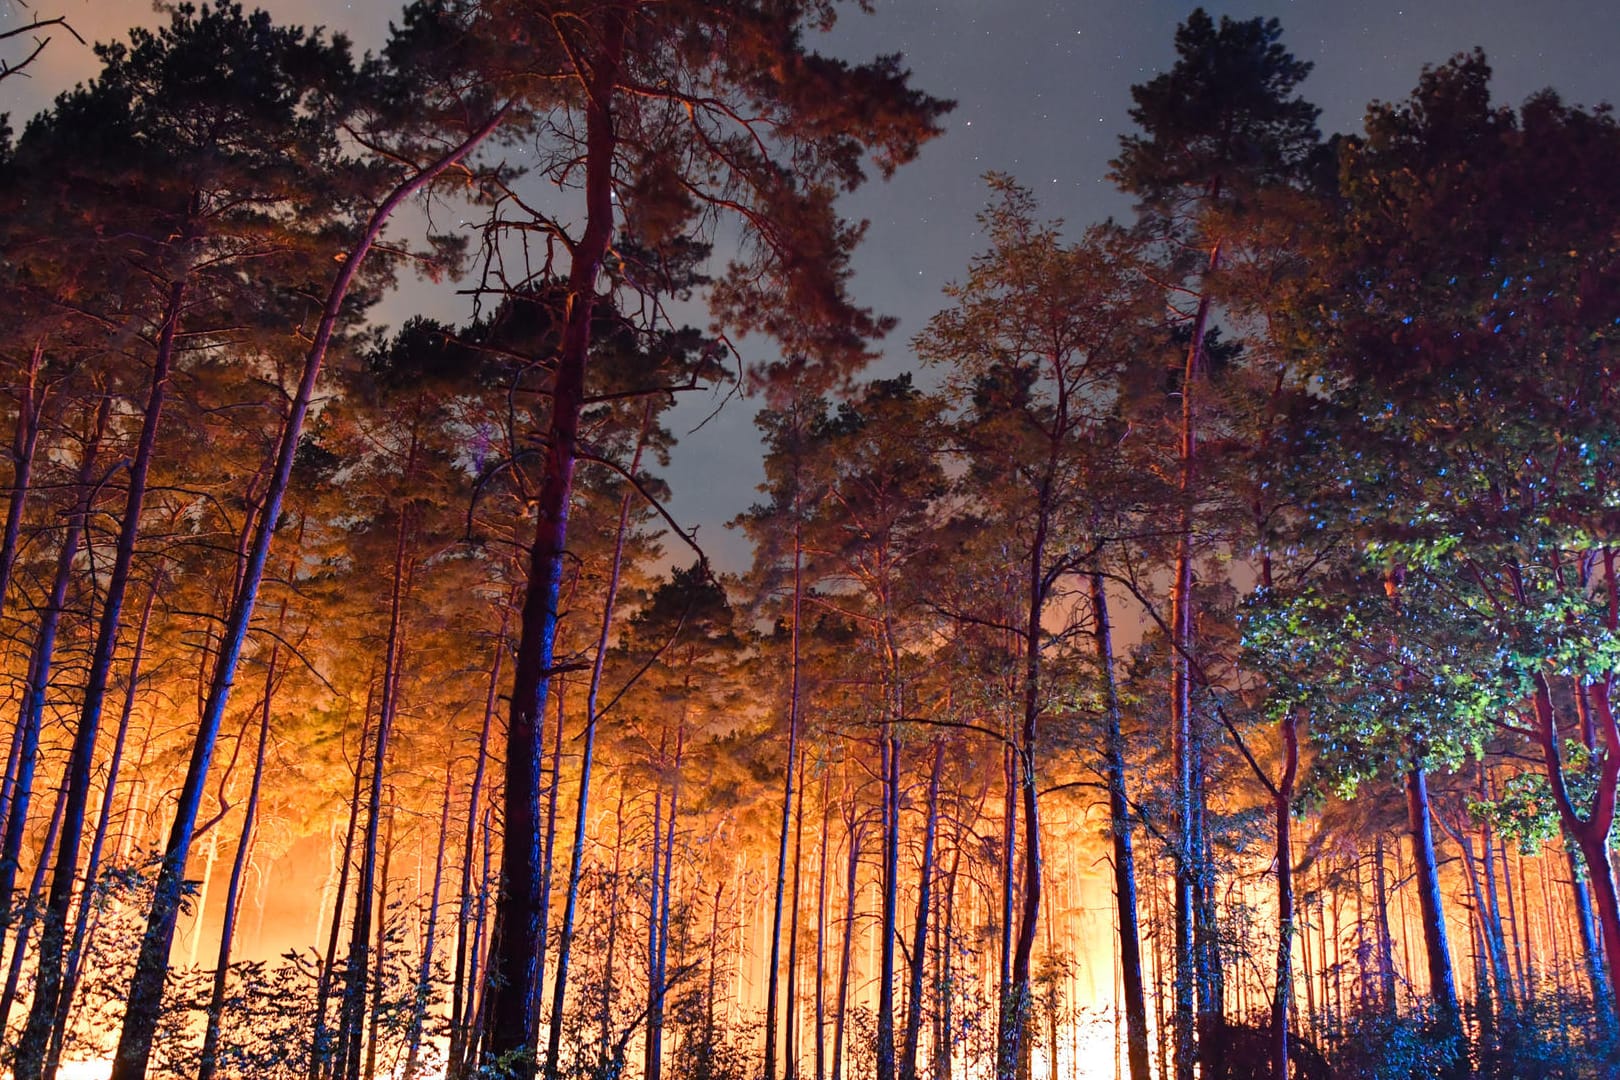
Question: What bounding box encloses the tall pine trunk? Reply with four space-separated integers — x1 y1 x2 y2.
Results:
340 509 416 1080
449 617 505 1078
900 740 945 1080
313 686 374 1080
17 276 182 1080
43 585 156 1080
830 819 862 1080
1092 570 1151 1080
482 19 625 1075
0 775 68 1031
111 109 507 1080
0 397 109 942
197 644 277 1080
535 141 643 1071
404 765 455 1079
766 483 805 1080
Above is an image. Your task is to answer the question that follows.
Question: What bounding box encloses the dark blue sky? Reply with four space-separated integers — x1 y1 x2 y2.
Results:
6 0 1617 569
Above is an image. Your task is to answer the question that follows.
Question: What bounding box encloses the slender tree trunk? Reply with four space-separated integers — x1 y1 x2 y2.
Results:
830 821 862 1080
463 806 495 1074
0 774 68 1030
815 767 831 1080
43 585 156 1080
1092 570 1151 1080
449 618 505 1078
647 721 684 1080
0 398 108 942
1270 713 1299 1080
1000 469 1055 1080
405 765 455 1079
1170 265 1215 1080
1372 835 1398 1010
900 740 945 1080
365 805 396 1080
0 339 46 681
341 511 416 1080
18 277 182 1080
535 672 567 1029
936 849 960 1080
765 484 806 1080
111 110 508 1080
785 744 806 1080
197 644 277 1080
600 782 628 1051
1407 766 1463 1044
0 346 46 803
879 724 900 1080
313 688 374 1080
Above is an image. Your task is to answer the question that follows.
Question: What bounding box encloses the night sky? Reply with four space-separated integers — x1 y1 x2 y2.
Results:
6 0 1617 569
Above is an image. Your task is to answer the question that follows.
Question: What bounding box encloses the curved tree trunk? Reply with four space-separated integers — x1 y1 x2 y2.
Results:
19 276 183 1080
110 109 507 1080
197 645 277 1080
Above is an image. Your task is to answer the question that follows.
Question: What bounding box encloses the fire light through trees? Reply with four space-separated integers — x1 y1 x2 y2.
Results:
1 3 1619 1080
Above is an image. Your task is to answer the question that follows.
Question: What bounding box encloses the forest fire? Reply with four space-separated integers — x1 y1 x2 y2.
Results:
1 1 1618 1079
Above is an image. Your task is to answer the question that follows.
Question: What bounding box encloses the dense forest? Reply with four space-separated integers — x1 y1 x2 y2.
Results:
0 2 1617 1079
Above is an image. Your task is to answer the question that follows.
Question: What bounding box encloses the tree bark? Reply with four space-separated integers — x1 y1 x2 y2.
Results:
0 397 109 943
449 621 504 1079
1406 765 1463 1046
830 819 862 1080
766 477 806 1080
900 740 945 1080
0 773 68 1032
1092 570 1152 1080
111 107 508 1080
43 585 156 1080
17 274 183 1080
197 644 277 1080
405 764 455 1079
312 683 374 1080
483 16 625 1075
340 508 416 1080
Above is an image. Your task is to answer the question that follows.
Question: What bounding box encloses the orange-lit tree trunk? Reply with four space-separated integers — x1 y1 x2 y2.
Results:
829 817 863 1080
448 624 504 1079
404 765 456 1079
312 683 374 1080
485 17 627 1079
43 585 157 1080
647 720 685 1080
814 767 831 1080
766 485 806 1080
17 273 183 1080
364 803 396 1080
1091 570 1151 1080
783 743 806 1080
900 739 946 1080
197 643 278 1080
110 110 507 1080
339 505 417 1080
0 396 109 948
